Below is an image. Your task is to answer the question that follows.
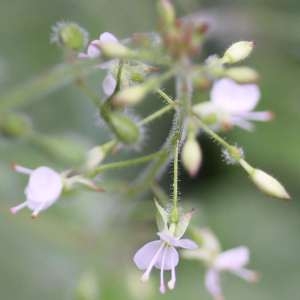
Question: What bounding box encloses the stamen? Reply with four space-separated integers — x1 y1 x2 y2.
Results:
10 202 27 214
141 243 165 282
168 264 176 290
160 248 168 294
12 164 33 175
31 203 45 219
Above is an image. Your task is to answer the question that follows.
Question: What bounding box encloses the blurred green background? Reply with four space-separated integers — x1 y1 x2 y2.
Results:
0 0 300 299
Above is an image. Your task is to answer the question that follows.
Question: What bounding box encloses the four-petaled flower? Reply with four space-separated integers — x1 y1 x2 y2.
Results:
78 32 119 97
10 164 63 218
194 78 273 131
205 246 258 300
134 229 198 294
183 228 258 300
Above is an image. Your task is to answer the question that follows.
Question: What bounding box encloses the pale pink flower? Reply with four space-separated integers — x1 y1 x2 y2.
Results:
10 164 63 218
134 230 198 294
205 246 258 300
194 78 272 131
78 32 118 97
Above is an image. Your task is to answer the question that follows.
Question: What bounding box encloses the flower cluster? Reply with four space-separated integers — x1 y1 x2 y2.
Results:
4 1 291 299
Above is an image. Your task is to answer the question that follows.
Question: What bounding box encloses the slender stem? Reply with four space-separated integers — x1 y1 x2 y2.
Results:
192 112 232 150
91 150 166 175
139 104 174 126
156 89 177 105
192 112 243 161
171 138 180 222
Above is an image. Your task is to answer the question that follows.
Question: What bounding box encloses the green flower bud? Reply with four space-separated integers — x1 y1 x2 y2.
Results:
109 112 140 144
251 169 290 201
226 67 259 83
223 41 254 64
240 159 290 201
112 84 148 107
181 137 202 177
0 113 32 138
100 41 132 58
51 22 89 51
157 0 176 30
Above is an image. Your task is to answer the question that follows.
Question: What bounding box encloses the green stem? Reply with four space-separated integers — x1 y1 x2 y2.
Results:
171 138 180 222
91 150 166 176
156 89 177 105
139 104 174 126
192 112 243 161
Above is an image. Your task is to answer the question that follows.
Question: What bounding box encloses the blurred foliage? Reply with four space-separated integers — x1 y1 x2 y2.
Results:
0 0 300 299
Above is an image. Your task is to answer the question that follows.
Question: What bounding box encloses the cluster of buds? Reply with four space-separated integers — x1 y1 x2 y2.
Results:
157 0 208 58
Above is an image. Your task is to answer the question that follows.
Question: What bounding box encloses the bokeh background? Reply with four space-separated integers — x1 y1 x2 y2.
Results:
0 0 300 299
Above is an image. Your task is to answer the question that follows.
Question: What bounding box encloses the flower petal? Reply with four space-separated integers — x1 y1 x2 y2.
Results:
155 247 179 270
205 268 223 300
102 74 117 96
231 268 259 282
25 167 62 206
175 238 198 249
133 240 162 270
211 79 260 114
215 246 249 271
99 32 118 44
87 40 101 58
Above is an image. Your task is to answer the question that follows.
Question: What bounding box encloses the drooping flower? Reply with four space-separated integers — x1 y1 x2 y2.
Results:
133 201 198 294
78 32 119 97
193 78 273 131
10 164 63 218
183 228 258 300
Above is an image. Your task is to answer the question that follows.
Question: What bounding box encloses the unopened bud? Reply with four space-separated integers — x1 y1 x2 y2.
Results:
51 22 88 51
225 67 259 83
251 169 290 201
100 41 132 58
240 160 290 200
85 147 105 170
223 41 254 64
112 84 148 107
0 113 32 138
109 112 140 144
181 137 202 177
157 0 176 30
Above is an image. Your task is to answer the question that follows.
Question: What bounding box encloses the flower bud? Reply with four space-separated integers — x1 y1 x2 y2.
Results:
181 137 202 177
99 41 132 58
0 113 32 138
225 67 259 83
85 142 115 170
157 0 176 30
223 41 254 64
109 112 140 144
51 22 88 51
112 84 147 107
250 169 290 201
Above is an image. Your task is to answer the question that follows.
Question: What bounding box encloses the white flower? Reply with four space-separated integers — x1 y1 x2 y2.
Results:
194 78 272 131
78 32 119 97
133 230 198 294
182 229 258 300
10 164 63 218
205 246 258 300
